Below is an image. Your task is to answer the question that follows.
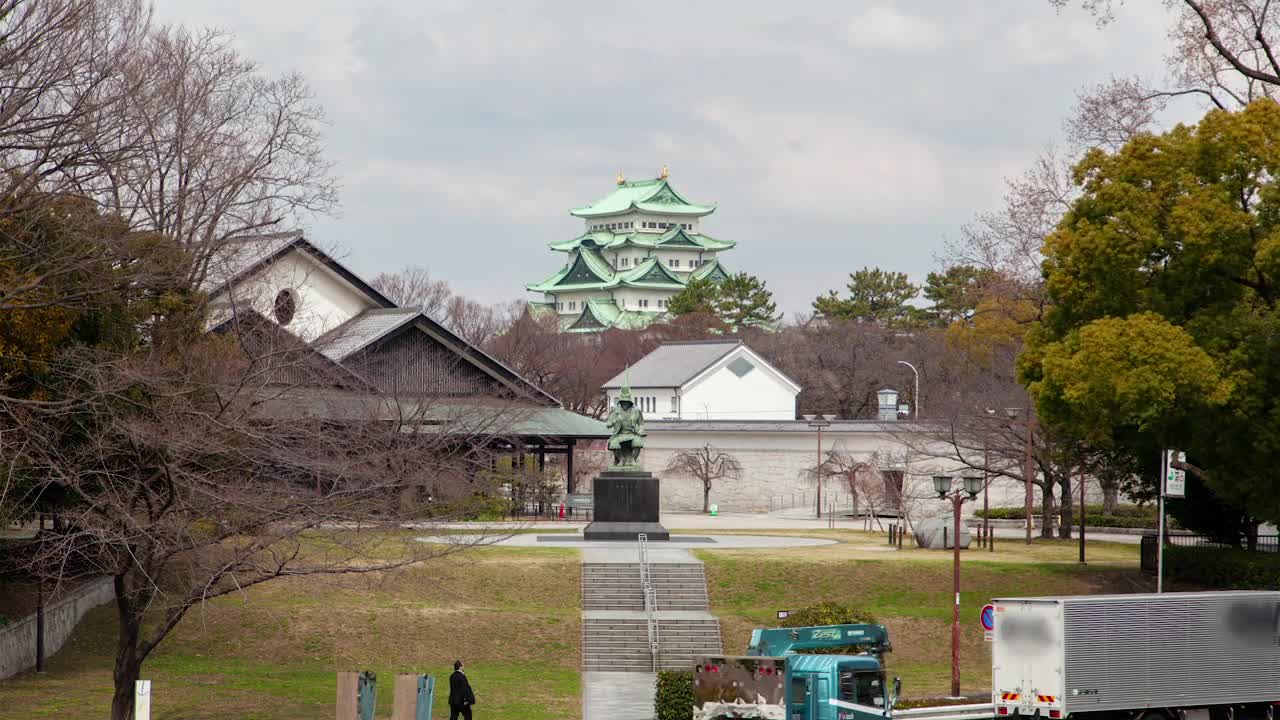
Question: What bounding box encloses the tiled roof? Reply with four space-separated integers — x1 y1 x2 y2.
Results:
645 420 925 432
568 178 716 218
602 340 742 388
313 308 421 361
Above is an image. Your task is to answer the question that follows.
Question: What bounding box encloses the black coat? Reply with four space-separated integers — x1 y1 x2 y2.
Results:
449 670 475 707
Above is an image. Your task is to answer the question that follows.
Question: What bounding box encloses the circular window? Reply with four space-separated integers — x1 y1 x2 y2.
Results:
273 288 298 326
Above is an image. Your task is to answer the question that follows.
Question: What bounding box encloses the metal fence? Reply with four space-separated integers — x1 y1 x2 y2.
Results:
1140 533 1280 573
768 492 858 514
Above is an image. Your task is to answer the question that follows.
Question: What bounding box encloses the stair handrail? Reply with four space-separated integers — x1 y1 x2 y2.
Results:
637 533 660 671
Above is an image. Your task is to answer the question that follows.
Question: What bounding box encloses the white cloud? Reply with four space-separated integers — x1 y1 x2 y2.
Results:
1006 18 1106 66
847 6 946 51
695 102 946 217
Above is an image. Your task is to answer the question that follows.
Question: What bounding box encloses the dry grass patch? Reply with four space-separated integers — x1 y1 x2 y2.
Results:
0 543 582 720
697 539 1145 699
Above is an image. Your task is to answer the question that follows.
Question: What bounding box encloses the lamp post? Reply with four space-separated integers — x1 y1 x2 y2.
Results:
804 414 832 518
983 409 995 552
896 361 919 419
934 474 982 699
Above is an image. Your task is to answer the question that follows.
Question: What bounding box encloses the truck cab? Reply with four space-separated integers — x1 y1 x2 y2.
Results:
694 623 897 720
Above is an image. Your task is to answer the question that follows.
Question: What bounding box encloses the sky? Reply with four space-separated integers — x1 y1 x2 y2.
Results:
154 0 1181 316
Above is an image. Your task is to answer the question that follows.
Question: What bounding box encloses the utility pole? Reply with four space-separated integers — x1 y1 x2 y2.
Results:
804 414 832 518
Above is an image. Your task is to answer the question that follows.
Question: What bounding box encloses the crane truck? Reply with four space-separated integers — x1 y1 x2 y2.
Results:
693 622 903 720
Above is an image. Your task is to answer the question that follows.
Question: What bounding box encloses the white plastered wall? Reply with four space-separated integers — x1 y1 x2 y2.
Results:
679 348 798 420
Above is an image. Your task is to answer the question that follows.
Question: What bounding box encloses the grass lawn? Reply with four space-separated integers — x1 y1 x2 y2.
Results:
0 544 581 720
696 529 1145 701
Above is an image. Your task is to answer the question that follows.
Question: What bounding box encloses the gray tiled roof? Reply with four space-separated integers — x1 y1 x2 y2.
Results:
314 308 421 361
602 341 741 388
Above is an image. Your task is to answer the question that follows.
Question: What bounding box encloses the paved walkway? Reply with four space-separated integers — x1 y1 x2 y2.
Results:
417 533 841 550
582 670 656 720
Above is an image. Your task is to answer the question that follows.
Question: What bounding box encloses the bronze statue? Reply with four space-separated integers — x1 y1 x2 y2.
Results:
606 380 646 468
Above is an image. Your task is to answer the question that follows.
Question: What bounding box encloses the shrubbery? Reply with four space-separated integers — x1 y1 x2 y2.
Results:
1166 546 1280 590
976 504 1158 528
654 670 693 720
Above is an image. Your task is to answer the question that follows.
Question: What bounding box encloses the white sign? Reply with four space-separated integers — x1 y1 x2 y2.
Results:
984 630 995 642
135 680 151 720
1165 449 1186 498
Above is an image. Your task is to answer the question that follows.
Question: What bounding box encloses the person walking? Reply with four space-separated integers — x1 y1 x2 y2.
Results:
449 659 476 720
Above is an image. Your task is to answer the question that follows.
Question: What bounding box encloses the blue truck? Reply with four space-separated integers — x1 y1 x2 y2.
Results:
693 623 902 720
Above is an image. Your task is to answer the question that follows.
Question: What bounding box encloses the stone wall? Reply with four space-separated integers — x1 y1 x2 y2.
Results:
638 424 1115 523
0 577 115 679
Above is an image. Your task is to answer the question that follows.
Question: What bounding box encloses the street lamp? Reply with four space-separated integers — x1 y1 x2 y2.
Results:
1006 407 1035 545
896 361 919 419
934 474 982 699
804 414 833 518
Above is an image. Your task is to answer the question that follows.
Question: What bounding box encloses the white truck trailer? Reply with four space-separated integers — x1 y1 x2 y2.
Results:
991 591 1280 719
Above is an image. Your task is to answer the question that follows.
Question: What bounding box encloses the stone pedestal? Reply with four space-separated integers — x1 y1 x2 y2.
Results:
583 469 670 541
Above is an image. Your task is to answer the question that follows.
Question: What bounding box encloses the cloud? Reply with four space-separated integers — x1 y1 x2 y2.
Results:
1006 17 1107 65
695 102 946 217
847 6 946 51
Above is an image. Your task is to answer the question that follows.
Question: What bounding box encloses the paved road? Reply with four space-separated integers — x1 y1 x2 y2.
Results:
420 510 1149 544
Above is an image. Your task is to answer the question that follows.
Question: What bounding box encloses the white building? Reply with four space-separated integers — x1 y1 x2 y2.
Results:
601 340 800 421
605 340 1038 517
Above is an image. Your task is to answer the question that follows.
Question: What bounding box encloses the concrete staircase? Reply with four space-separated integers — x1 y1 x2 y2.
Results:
581 562 723 672
582 563 712 611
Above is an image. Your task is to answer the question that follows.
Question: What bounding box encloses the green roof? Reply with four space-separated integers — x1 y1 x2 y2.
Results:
617 257 686 288
547 227 736 254
561 298 665 333
569 177 716 218
528 250 691 293
690 257 731 282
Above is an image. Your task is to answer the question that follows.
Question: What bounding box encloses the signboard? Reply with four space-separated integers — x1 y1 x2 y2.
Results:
776 610 791 620
1165 449 1186 498
566 494 593 509
981 604 996 642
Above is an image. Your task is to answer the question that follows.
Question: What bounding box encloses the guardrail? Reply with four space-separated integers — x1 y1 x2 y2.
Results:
895 703 993 720
637 533 659 672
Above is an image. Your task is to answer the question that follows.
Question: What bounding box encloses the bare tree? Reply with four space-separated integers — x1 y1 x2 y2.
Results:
664 444 743 514
77 25 338 286
2 316 521 720
1055 1 1280 142
371 266 455 319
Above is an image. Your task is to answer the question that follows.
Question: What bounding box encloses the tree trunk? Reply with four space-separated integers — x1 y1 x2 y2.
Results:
111 575 144 720
1058 476 1073 540
1100 478 1119 516
1040 482 1056 539
703 480 710 514
1245 518 1259 552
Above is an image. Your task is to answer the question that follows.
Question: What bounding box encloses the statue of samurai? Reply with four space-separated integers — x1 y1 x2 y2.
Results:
606 381 646 468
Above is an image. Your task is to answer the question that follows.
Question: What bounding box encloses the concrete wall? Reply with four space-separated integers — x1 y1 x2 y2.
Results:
639 425 1112 524
0 577 115 679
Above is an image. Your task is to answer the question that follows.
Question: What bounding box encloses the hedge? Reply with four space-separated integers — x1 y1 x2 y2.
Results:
1165 546 1280 590
655 670 693 720
976 504 1161 528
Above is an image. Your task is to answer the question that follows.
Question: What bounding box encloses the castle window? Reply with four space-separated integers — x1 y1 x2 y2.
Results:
639 299 650 308
569 301 576 310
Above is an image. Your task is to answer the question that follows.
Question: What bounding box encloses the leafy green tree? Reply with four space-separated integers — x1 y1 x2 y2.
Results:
667 272 779 331
1022 100 1280 531
813 267 919 326
922 265 997 326
666 276 720 316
